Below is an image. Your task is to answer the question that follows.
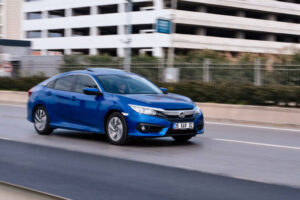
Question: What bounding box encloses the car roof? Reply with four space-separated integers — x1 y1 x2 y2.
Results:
86 68 129 75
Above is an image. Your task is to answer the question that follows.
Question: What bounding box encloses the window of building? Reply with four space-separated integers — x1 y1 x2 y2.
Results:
98 26 118 35
26 30 42 38
48 29 65 37
48 9 65 18
72 28 90 36
72 7 90 16
132 24 154 34
98 4 118 14
26 12 42 20
132 2 153 11
97 49 117 56
72 49 89 55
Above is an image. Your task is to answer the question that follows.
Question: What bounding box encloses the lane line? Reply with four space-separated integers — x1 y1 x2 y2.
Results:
0 137 12 141
213 138 300 151
207 121 300 133
0 103 26 108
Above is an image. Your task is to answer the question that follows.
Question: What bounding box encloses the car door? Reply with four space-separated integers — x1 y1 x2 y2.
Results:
70 74 103 128
52 75 76 124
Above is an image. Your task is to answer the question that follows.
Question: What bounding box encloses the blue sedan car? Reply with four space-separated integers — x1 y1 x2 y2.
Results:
27 68 204 145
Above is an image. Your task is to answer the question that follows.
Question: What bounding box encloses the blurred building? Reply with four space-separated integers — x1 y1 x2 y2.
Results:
22 0 300 57
0 0 23 40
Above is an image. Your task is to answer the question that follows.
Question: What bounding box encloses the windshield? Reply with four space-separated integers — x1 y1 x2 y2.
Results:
96 74 163 94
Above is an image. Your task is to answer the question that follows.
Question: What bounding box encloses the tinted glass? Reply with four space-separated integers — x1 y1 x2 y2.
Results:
46 79 55 88
54 75 74 91
97 74 162 94
74 75 98 93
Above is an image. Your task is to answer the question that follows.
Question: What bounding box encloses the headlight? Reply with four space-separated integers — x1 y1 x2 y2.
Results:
194 106 201 115
129 104 162 116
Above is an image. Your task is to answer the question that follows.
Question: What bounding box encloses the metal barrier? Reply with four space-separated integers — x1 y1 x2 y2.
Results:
13 60 300 86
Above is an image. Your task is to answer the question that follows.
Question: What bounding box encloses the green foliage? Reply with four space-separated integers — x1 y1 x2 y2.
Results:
0 77 47 91
157 81 300 107
1 77 299 107
291 51 300 64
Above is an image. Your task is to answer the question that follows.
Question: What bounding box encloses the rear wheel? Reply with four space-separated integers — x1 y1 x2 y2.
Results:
172 135 193 142
33 106 53 135
106 112 129 145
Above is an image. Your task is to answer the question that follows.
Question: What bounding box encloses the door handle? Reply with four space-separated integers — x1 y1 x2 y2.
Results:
46 91 52 96
71 96 77 101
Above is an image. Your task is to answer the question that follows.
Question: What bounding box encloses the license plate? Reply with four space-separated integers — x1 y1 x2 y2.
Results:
173 122 194 130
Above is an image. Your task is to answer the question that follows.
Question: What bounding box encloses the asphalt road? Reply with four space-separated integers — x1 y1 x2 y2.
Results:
1 104 300 199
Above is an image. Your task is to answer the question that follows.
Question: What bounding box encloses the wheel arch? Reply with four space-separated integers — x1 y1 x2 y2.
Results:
32 101 48 120
104 109 122 127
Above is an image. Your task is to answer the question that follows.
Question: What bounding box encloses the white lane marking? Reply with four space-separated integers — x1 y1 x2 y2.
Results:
206 121 300 133
0 136 12 141
0 103 26 108
213 138 300 151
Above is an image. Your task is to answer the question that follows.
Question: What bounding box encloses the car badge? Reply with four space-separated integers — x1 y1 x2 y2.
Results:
179 112 185 118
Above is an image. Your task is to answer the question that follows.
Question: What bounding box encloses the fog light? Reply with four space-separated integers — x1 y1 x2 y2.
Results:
141 126 146 132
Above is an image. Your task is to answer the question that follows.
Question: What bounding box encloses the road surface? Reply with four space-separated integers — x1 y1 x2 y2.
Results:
0 104 300 199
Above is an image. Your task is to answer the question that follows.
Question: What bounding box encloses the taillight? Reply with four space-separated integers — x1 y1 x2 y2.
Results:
28 88 34 97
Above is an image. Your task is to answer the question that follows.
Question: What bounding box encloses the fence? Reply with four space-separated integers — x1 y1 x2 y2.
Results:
12 58 300 86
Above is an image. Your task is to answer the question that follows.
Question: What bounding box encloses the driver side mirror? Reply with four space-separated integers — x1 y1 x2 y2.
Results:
83 88 102 96
160 88 168 94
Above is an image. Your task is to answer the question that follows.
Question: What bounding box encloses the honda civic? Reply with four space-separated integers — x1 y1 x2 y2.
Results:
27 68 204 145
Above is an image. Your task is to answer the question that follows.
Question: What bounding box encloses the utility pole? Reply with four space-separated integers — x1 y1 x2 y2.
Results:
124 0 132 72
167 0 177 68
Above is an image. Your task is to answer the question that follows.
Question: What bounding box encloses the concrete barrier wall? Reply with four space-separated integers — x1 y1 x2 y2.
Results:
0 90 299 128
197 103 300 128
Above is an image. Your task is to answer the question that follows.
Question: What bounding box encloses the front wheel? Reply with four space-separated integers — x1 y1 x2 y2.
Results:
106 112 129 145
33 106 53 135
172 135 193 142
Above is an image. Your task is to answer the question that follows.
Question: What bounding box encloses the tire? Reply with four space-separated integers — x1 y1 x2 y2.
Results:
172 135 193 142
33 105 53 135
106 112 129 145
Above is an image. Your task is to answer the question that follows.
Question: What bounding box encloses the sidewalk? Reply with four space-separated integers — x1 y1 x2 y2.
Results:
1 90 299 129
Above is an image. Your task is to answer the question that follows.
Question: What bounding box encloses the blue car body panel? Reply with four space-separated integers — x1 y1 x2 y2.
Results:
27 69 204 137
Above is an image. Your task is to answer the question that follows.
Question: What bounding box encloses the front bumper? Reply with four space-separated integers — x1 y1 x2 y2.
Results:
125 112 204 137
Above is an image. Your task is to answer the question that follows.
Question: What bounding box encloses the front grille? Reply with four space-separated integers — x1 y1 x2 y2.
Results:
165 129 196 136
156 110 196 122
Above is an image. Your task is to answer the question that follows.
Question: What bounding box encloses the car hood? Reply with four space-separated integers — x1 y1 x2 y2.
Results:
119 93 195 110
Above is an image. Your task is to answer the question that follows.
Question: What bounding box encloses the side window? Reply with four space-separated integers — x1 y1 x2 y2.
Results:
74 75 98 93
54 75 74 91
46 80 55 88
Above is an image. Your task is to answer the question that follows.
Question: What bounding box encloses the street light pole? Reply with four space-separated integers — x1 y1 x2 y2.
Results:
124 0 132 72
167 0 177 68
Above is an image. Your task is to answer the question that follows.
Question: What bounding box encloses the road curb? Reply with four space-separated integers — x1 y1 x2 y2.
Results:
0 181 70 200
